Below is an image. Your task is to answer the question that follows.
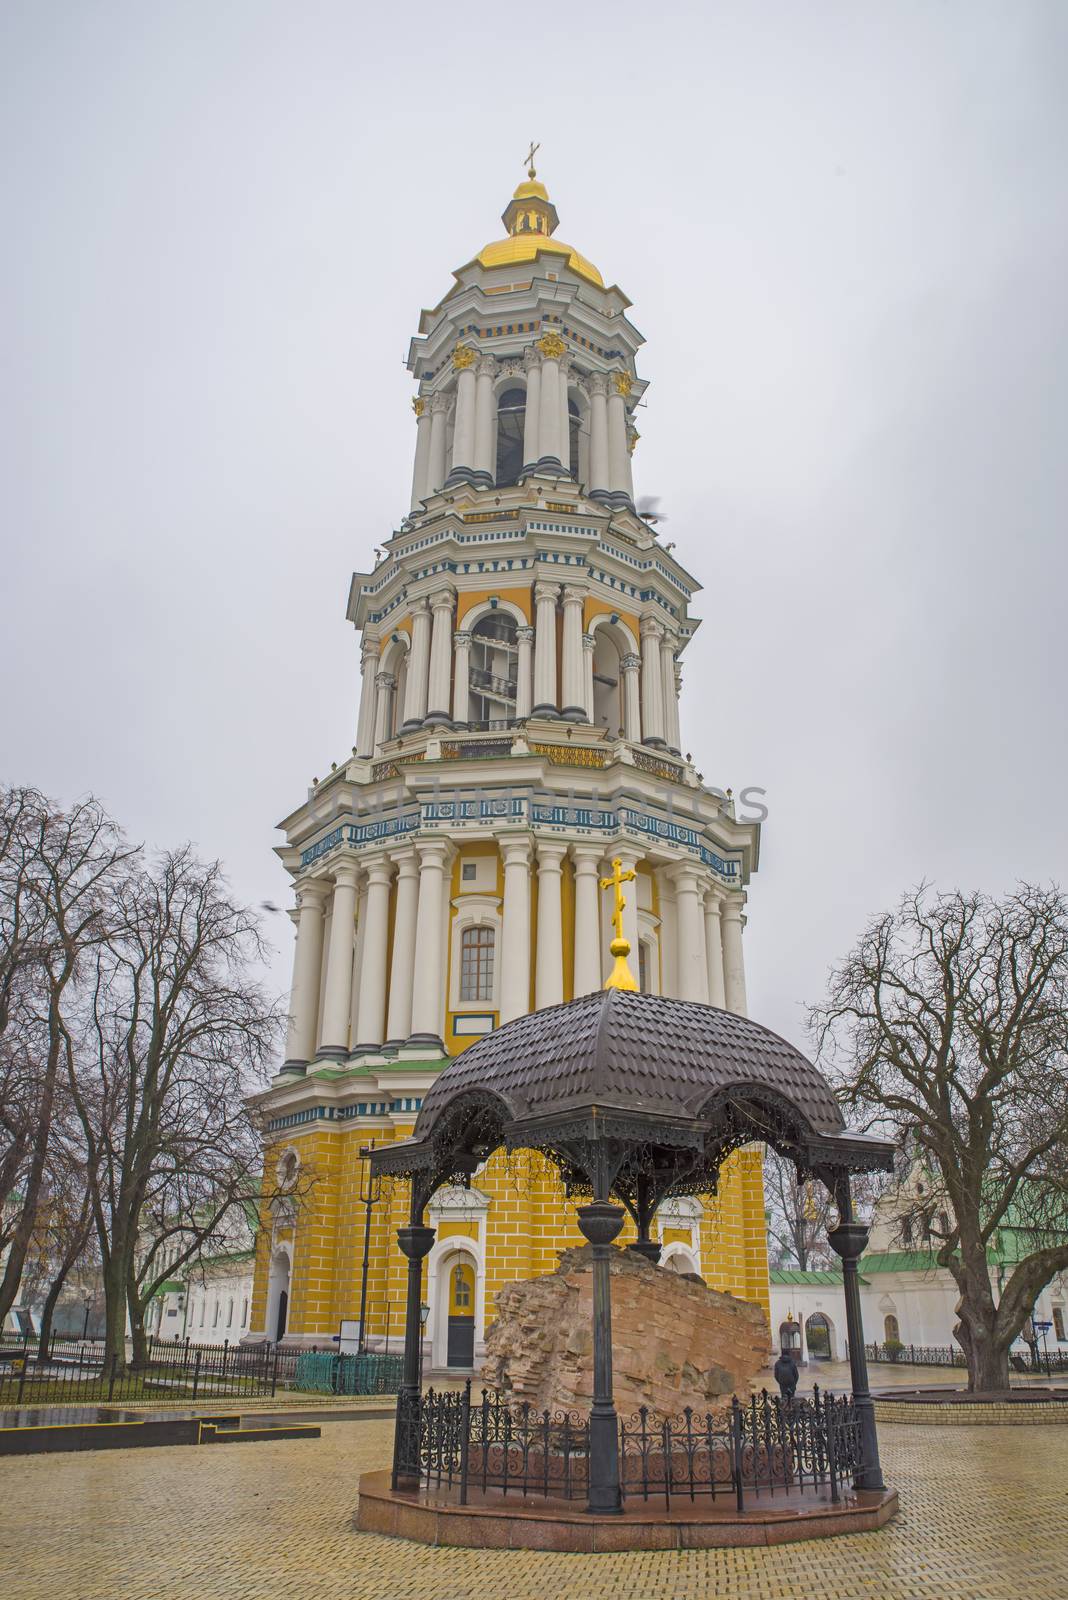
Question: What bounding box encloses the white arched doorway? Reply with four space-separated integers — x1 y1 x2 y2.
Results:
265 1246 292 1344
805 1311 836 1361
428 1242 482 1371
662 1245 699 1276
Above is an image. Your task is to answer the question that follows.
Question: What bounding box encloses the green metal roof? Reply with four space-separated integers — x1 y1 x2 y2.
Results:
860 1250 942 1274
770 1268 849 1287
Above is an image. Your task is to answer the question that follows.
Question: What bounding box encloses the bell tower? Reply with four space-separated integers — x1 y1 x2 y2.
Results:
251 161 767 1353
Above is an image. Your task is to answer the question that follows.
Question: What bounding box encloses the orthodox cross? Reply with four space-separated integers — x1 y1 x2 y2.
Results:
523 140 540 179
599 857 636 945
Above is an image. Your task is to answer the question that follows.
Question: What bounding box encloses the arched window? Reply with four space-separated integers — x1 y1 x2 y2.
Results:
495 388 526 485
469 613 518 727
568 397 581 479
884 1312 900 1343
592 630 623 736
459 925 495 1003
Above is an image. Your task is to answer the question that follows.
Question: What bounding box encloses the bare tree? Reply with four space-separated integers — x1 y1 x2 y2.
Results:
0 788 131 1324
763 1153 836 1271
65 847 283 1366
810 884 1068 1392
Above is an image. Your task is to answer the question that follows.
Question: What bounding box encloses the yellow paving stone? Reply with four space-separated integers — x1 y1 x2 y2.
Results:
0 1413 1066 1599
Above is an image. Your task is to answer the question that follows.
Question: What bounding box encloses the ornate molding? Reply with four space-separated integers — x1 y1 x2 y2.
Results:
613 371 633 397
452 342 477 371
430 391 451 414
588 372 609 397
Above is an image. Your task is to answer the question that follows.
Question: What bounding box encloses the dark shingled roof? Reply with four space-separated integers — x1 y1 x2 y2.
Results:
413 988 845 1140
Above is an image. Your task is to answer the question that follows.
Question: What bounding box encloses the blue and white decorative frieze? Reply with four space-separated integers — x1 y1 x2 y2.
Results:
619 808 738 880
531 803 615 831
300 811 419 868
422 796 526 825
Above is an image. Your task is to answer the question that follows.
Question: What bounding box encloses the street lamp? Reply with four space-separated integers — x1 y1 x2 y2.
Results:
419 1300 430 1377
82 1299 91 1341
356 1143 382 1356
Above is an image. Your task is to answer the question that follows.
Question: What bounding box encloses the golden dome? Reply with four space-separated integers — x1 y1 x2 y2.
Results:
477 170 604 289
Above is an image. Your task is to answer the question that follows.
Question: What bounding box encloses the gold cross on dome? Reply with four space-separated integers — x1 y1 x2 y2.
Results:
600 857 636 945
523 140 540 179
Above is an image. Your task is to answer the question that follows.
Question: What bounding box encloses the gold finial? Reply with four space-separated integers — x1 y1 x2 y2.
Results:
523 139 541 180
599 856 638 992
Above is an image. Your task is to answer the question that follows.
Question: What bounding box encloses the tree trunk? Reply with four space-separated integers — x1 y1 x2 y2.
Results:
102 1250 129 1372
127 1268 150 1368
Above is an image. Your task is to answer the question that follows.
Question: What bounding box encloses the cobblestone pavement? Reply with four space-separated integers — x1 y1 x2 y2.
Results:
1 1416 1066 1600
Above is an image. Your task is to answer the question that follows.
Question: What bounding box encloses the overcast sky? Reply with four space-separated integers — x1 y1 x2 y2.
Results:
3 1 1066 1052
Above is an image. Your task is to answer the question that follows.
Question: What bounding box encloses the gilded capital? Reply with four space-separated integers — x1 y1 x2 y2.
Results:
613 370 633 397
627 427 640 455
412 396 426 417
452 342 477 371
537 331 566 362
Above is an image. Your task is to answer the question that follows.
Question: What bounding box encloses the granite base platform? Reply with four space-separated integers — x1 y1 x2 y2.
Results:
355 1470 899 1550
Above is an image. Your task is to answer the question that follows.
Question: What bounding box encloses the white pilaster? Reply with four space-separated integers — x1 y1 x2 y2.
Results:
582 631 596 722
283 883 327 1069
571 846 603 997
536 334 566 464
704 891 726 1009
532 581 559 717
640 617 666 745
427 392 449 496
408 841 452 1045
515 625 534 720
655 866 678 997
534 839 566 1009
355 640 378 758
452 630 472 726
660 634 681 754
352 855 393 1050
522 348 541 468
607 372 632 495
500 838 533 1023
425 589 454 725
474 356 497 479
560 586 586 720
373 670 395 751
588 373 609 493
319 865 360 1057
450 352 477 477
385 849 420 1045
721 895 748 1016
621 653 641 742
410 398 432 510
671 864 709 1003
402 598 432 728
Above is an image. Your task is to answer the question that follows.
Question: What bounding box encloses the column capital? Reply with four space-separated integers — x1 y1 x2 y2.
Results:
640 614 664 640
535 837 568 868
703 887 724 912
582 630 596 652
611 370 633 397
412 396 426 418
453 628 472 649
429 391 450 415
409 595 431 618
523 344 542 371
536 331 566 362
415 838 453 867
721 893 745 922
332 864 361 891
571 843 603 871
361 637 380 666
296 881 328 910
561 585 585 608
659 631 679 655
668 860 703 892
362 854 394 888
516 624 535 644
452 341 477 371
588 371 609 397
621 651 641 672
391 846 420 879
534 580 561 605
500 836 534 867
430 588 455 613
476 353 498 379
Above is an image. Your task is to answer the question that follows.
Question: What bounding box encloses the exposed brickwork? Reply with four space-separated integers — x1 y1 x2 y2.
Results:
481 1245 770 1419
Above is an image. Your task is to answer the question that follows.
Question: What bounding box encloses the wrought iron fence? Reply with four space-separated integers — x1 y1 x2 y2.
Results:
408 1384 860 1510
293 1351 403 1395
866 1340 1068 1375
0 1336 278 1407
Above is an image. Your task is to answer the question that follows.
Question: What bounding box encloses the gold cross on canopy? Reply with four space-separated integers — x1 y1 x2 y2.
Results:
599 857 639 992
523 140 540 179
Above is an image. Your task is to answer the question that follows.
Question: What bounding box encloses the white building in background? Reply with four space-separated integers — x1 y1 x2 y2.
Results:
146 1201 259 1348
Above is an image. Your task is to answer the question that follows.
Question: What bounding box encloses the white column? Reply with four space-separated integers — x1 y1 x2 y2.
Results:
536 334 566 464
558 358 573 474
624 420 637 500
427 393 449 496
621 653 641 741
402 599 432 728
355 640 378 757
671 864 709 1003
640 618 666 745
560 586 586 720
385 849 420 1046
655 866 678 997
531 582 559 717
522 348 542 467
410 398 432 510
425 589 454 724
608 372 632 494
319 865 360 1057
352 856 392 1051
350 879 367 1044
660 634 681 754
452 630 472 726
283 883 327 1069
474 355 497 480
373 670 395 751
582 632 596 722
588 373 609 493
704 891 726 1008
571 846 602 997
534 839 566 1010
449 349 477 478
500 838 533 1022
515 626 534 720
408 841 451 1045
721 895 748 1016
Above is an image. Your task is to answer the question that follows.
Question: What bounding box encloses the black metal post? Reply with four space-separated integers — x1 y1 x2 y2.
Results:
391 1190 435 1492
827 1177 885 1492
357 1142 379 1356
626 1174 662 1265
577 1199 625 1514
